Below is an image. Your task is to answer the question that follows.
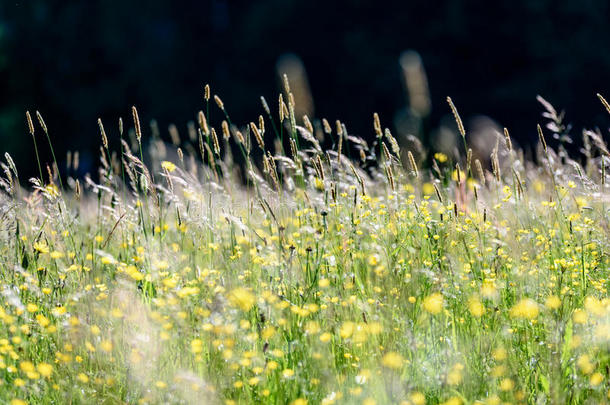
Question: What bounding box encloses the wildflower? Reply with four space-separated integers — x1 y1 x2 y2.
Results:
451 168 465 182
573 309 588 324
577 355 594 375
434 152 448 163
500 378 514 391
584 296 605 316
34 241 49 254
20 361 35 373
447 363 464 385
318 278 330 288
125 265 144 281
37 363 53 378
481 282 497 298
282 368 295 379
100 340 113 352
441 397 461 405
468 297 485 317
340 322 355 339
590 372 604 386
510 298 539 319
409 392 426 405
49 250 64 259
545 295 561 309
492 347 507 361
422 293 444 315
381 352 404 369
229 288 256 311
261 326 276 339
422 182 435 195
161 161 177 172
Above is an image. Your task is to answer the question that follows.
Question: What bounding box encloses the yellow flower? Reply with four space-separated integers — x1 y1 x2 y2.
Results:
229 288 256 311
441 397 461 405
20 361 35 373
37 363 53 378
492 347 507 361
125 265 144 281
261 326 276 339
422 293 444 315
191 339 203 354
577 355 594 375
434 152 448 163
447 363 464 385
339 322 355 339
572 309 588 324
34 241 49 254
422 183 435 196
77 373 89 383
584 296 606 316
510 298 539 319
100 340 113 353
381 352 404 369
590 372 604 386
49 251 64 259
545 295 561 310
282 368 295 379
11 400 27 405
318 278 330 288
36 314 50 328
500 378 514 391
161 161 177 172
451 169 465 182
409 392 426 405
468 297 485 317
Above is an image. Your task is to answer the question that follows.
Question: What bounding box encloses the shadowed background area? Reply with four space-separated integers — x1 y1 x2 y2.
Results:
1 0 609 179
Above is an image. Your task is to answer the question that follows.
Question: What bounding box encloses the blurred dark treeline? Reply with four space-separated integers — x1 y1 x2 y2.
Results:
1 0 610 179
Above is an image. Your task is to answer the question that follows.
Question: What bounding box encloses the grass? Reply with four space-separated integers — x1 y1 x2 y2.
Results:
0 84 609 405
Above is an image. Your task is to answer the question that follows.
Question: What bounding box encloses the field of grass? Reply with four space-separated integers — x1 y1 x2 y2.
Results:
0 85 609 404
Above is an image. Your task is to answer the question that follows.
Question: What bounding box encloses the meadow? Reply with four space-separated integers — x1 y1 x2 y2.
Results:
0 80 609 404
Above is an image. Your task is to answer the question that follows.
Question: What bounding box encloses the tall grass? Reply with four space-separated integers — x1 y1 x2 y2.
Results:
0 84 609 405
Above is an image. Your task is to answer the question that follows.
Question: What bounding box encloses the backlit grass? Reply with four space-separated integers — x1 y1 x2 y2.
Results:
0 87 609 404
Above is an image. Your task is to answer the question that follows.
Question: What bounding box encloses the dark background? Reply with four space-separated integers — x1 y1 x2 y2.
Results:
1 0 610 178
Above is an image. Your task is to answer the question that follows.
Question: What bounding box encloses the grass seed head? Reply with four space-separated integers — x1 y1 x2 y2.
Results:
537 124 548 153
446 96 465 137
131 106 142 143
214 95 225 111
36 111 48 134
597 93 610 115
26 111 35 136
98 119 108 149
